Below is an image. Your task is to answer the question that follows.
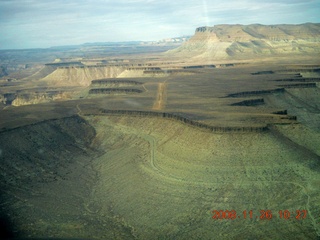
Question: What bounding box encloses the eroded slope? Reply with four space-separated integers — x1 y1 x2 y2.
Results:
167 23 320 60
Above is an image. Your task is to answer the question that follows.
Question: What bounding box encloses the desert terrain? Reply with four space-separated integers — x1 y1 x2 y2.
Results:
0 23 320 239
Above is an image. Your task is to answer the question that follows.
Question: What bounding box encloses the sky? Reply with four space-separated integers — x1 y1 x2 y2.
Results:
1 0 320 49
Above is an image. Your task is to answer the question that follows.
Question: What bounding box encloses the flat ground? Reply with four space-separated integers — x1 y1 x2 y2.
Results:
0 56 320 239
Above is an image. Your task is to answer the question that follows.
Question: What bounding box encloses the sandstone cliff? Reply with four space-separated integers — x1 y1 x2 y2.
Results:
167 23 320 60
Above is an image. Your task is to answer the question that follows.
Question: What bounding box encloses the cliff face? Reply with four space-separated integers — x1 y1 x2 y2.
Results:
1 91 74 106
11 92 73 106
167 23 320 60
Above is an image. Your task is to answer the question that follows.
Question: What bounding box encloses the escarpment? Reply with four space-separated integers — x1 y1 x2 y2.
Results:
40 65 127 87
91 79 143 87
89 88 143 94
274 78 320 82
225 88 285 98
277 83 317 88
167 23 320 60
98 109 269 133
230 98 265 106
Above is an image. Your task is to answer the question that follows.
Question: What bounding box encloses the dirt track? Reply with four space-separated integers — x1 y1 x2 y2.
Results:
152 82 167 110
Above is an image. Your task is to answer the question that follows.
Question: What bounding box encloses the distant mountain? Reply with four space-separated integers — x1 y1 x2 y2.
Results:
81 41 142 46
166 23 320 60
80 37 191 47
141 36 191 46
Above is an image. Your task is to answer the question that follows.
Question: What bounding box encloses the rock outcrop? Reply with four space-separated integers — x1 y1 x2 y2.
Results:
167 23 320 60
1 91 73 106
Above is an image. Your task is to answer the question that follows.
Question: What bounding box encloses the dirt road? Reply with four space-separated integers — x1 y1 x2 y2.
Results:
152 82 167 110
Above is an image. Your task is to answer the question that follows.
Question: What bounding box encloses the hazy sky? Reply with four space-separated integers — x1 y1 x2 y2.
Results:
1 0 320 49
